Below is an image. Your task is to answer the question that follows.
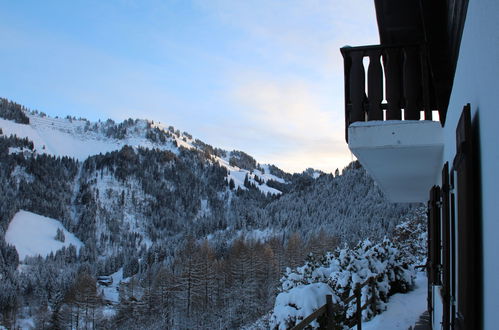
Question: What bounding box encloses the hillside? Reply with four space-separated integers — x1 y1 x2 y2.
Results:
0 98 420 329
5 210 83 260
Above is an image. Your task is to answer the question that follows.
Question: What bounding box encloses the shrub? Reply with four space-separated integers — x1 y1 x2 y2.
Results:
270 238 416 328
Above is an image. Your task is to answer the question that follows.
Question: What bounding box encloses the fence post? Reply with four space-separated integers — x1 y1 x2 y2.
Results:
326 294 333 329
356 284 362 330
370 278 376 316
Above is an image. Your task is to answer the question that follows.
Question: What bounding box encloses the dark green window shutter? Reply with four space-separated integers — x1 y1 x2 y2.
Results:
453 104 481 329
428 185 441 285
441 162 451 330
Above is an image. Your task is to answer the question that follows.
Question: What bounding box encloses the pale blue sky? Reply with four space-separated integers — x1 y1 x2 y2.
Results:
0 0 379 173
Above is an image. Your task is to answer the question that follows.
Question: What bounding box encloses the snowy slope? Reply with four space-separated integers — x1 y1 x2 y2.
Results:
0 112 287 195
217 157 284 195
5 210 84 260
0 116 178 161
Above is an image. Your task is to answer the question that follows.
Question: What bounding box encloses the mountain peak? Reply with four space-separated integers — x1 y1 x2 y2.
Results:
0 97 290 195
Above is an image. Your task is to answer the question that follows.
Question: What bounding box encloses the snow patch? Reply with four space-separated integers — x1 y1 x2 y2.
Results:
8 147 32 156
237 228 275 242
99 268 123 304
5 210 84 260
0 116 179 160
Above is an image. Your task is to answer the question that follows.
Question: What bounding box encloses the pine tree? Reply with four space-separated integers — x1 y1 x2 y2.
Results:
243 174 250 188
285 232 305 268
152 266 178 327
178 237 203 325
55 228 65 243
198 240 215 312
69 272 100 329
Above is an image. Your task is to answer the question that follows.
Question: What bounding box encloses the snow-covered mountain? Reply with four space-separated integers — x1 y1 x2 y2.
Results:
0 98 420 329
0 103 284 196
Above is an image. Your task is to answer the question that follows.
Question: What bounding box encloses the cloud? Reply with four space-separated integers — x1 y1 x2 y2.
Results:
197 0 378 172
232 75 331 136
195 0 379 74
0 0 376 173
260 145 355 174
225 71 350 172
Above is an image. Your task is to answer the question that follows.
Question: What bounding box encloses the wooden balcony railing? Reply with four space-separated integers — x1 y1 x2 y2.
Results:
340 44 435 142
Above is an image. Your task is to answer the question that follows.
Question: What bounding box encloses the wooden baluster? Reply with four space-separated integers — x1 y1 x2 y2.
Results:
367 50 383 121
403 47 422 120
349 51 366 123
420 46 433 121
356 284 362 330
384 48 402 120
343 49 352 142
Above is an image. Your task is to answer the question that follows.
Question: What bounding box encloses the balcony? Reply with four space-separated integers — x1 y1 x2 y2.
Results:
341 44 443 203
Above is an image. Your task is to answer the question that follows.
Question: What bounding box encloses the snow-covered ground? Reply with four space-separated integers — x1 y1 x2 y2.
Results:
218 156 284 195
99 268 124 304
0 115 185 161
0 117 122 160
5 210 84 260
14 317 34 330
362 271 427 330
238 228 275 242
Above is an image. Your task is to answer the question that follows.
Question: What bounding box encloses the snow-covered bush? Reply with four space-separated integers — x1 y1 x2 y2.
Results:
270 238 416 329
271 283 336 329
392 206 427 265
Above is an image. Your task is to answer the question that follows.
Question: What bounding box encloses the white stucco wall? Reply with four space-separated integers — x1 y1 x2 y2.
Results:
433 286 444 329
443 0 499 328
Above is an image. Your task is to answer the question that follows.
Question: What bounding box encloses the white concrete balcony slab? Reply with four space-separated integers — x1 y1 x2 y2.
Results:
348 120 443 203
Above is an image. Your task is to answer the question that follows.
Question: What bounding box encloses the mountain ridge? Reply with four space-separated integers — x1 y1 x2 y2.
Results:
0 96 304 196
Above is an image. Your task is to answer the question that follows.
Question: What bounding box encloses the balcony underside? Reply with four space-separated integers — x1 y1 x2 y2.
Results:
348 120 443 203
